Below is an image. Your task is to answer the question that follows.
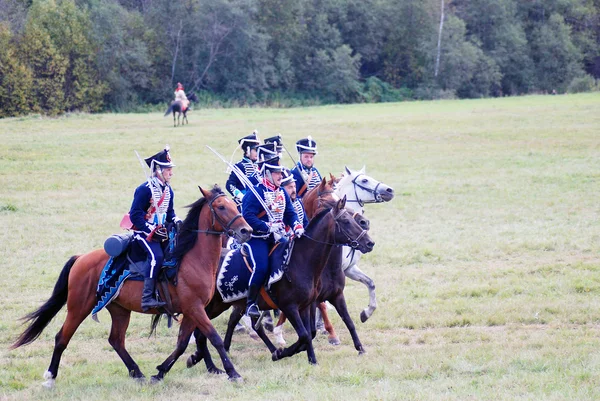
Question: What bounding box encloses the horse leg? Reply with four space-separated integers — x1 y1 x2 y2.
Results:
151 316 196 382
172 111 176 127
318 302 340 345
273 312 287 346
44 298 94 388
187 305 241 381
303 304 318 364
250 315 278 354
344 264 377 322
224 304 244 351
271 306 312 364
330 292 365 355
186 327 224 374
183 111 188 125
106 304 145 380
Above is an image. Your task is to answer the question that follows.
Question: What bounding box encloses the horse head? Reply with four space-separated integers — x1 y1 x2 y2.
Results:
328 196 374 253
198 185 252 243
335 166 394 210
187 92 199 103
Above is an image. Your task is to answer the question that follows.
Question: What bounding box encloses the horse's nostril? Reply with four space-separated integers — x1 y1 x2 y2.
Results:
367 241 375 249
241 228 249 235
387 187 394 193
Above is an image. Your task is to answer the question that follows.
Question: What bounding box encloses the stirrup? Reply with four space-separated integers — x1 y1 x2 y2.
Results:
245 303 260 318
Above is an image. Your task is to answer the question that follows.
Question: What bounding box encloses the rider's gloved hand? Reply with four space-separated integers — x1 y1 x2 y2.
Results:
293 224 305 238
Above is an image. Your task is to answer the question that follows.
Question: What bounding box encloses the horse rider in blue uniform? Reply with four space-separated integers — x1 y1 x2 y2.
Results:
291 136 322 199
242 143 305 318
281 168 309 230
226 131 260 209
129 146 181 311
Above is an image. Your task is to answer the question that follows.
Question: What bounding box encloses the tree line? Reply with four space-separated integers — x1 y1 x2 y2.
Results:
1 0 599 117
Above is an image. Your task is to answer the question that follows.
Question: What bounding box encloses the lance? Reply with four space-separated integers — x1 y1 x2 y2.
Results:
206 145 275 221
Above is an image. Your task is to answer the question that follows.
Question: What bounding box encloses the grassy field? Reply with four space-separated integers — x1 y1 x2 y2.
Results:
1 93 599 400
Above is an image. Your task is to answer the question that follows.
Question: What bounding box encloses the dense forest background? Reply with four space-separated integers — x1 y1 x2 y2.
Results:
1 0 599 117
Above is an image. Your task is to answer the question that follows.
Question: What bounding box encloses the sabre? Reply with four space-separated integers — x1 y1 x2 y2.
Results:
206 145 275 221
278 135 308 188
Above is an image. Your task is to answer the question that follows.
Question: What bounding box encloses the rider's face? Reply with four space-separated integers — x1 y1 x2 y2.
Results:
158 167 173 184
300 152 315 168
248 149 257 162
283 182 297 201
270 170 283 187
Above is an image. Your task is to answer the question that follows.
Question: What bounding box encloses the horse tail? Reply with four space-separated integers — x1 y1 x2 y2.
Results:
164 104 174 116
11 255 79 349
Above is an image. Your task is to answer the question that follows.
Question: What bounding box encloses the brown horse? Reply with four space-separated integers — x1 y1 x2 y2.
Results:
185 195 374 368
11 186 252 386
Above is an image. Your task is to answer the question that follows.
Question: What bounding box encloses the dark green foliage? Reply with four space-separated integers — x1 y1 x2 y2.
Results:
0 0 598 116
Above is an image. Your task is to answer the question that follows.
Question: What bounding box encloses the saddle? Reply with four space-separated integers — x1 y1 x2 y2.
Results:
91 225 180 321
216 240 293 306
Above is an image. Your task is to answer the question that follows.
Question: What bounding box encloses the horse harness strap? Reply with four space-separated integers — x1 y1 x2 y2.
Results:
346 173 384 207
242 253 278 310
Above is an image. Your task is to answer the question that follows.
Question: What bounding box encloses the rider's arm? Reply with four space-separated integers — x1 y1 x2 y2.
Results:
129 184 153 235
242 189 270 235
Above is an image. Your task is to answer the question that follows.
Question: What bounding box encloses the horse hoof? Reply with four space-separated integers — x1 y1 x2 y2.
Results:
186 355 196 368
228 374 243 383
150 375 162 385
358 349 366 356
360 311 369 323
328 336 341 346
271 349 282 361
208 367 225 375
41 373 55 389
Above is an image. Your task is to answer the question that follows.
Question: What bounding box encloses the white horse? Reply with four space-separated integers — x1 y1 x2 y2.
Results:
273 166 394 345
335 166 395 322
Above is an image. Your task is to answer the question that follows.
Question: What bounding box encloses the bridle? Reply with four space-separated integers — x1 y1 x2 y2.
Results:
344 173 385 207
304 207 368 249
193 193 243 236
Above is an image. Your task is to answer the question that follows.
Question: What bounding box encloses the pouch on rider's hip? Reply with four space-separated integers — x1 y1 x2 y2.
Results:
104 232 134 257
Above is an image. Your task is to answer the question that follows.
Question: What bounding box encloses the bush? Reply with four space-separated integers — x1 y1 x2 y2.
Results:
361 77 413 103
567 75 599 93
414 84 457 100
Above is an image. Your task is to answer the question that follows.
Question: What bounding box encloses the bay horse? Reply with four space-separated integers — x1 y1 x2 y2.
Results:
11 186 252 386
164 91 198 127
181 196 374 371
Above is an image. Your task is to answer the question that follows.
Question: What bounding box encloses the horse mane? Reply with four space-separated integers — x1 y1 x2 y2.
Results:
171 185 223 260
304 205 333 237
334 171 353 191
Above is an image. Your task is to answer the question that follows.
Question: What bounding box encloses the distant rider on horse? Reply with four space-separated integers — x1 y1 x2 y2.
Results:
242 143 304 317
226 131 261 210
174 82 190 112
291 136 322 199
129 146 181 311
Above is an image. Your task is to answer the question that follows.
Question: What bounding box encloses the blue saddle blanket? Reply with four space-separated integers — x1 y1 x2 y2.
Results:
216 241 291 303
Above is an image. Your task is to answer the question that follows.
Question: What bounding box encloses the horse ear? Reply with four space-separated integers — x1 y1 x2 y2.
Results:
198 186 209 197
337 195 347 210
360 165 366 173
344 166 351 175
319 176 327 189
329 173 336 184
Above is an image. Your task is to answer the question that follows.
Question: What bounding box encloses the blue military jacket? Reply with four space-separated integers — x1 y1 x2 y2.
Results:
129 178 177 235
290 162 322 199
242 181 301 238
226 157 259 204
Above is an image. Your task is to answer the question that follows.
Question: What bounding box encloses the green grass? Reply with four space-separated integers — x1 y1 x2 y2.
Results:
1 93 600 400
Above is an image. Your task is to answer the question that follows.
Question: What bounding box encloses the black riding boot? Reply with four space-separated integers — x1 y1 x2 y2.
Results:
245 284 261 318
141 278 166 311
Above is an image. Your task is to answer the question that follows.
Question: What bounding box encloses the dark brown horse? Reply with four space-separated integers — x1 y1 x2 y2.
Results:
164 92 198 127
183 196 374 370
11 186 252 386
272 175 371 353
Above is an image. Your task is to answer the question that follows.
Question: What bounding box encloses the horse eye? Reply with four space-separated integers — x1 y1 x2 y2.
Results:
218 205 226 210
362 179 368 183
